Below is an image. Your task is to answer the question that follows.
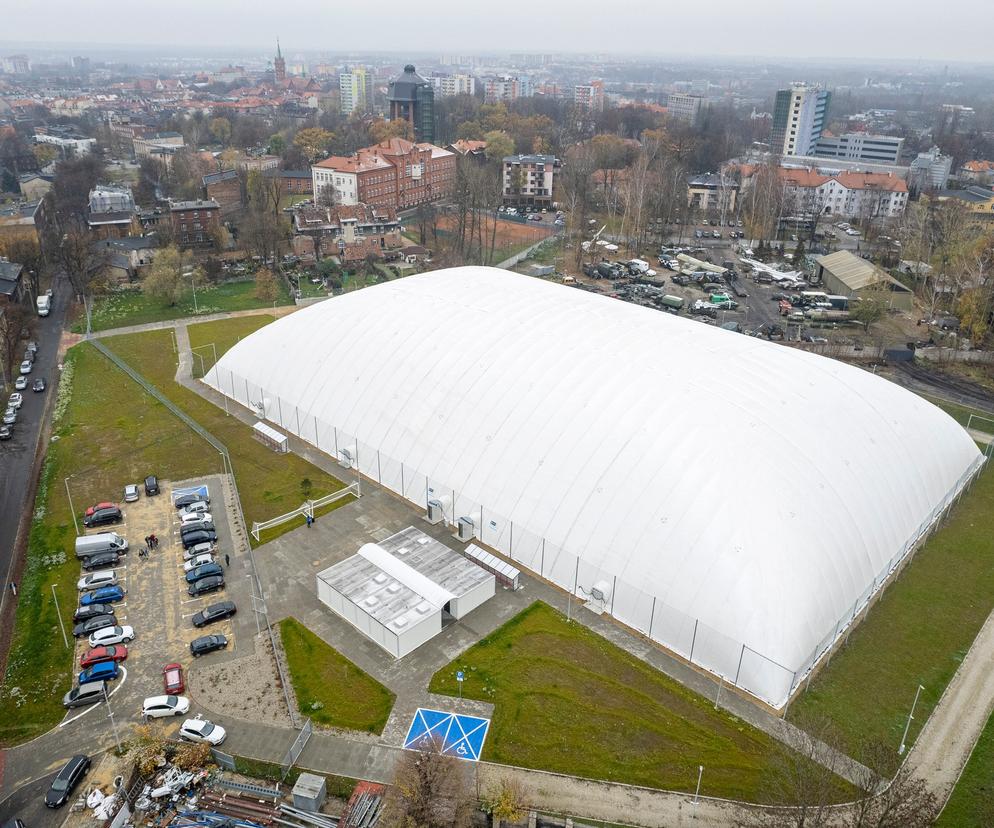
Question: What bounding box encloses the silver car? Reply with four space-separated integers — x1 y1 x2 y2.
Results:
19 360 32 375
2 408 15 426
123 484 139 503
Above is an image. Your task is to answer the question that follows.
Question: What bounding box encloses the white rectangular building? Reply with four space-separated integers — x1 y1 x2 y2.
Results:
316 526 495 658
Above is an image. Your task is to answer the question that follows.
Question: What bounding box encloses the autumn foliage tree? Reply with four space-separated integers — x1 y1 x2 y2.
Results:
293 128 335 163
253 267 279 302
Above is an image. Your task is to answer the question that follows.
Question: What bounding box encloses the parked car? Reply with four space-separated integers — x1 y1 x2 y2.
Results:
123 484 139 503
72 615 116 638
144 475 160 496
80 585 125 606
62 682 106 709
190 633 228 657
182 530 218 549
80 645 128 668
45 755 90 807
32 378 46 392
74 603 114 623
183 553 215 572
2 408 16 426
174 493 208 509
88 625 134 648
142 695 190 719
0 425 11 441
7 392 22 410
184 542 217 561
181 500 210 515
82 504 122 528
192 600 237 628
181 521 215 537
18 360 31 376
82 551 120 571
77 570 118 591
25 341 37 357
14 375 27 390
180 511 213 526
163 662 185 694
188 575 225 597
179 716 226 745
78 661 119 685
186 562 224 584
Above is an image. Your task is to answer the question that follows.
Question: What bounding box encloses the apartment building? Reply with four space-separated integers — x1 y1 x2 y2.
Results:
776 168 909 219
134 131 185 160
340 67 370 116
667 93 707 125
573 81 605 113
292 203 402 262
432 73 476 97
33 127 96 157
686 173 738 213
814 132 904 164
502 154 560 207
169 199 221 249
87 185 139 239
771 84 832 157
485 76 532 104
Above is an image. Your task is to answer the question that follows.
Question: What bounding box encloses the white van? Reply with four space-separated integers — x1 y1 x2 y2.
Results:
628 259 650 274
75 532 129 560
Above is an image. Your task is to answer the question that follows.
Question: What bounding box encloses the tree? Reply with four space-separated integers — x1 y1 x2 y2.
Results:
253 267 279 302
125 725 167 776
380 741 473 828
173 741 213 771
480 777 526 828
293 128 335 163
142 245 196 305
31 143 58 167
792 240 806 267
0 303 35 384
209 117 232 146
483 130 514 164
844 742 939 828
52 155 106 221
268 134 286 156
57 215 108 299
369 118 414 144
851 285 888 332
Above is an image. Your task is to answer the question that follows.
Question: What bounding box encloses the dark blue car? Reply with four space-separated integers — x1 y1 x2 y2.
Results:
80 585 125 606
185 562 224 583
78 661 119 684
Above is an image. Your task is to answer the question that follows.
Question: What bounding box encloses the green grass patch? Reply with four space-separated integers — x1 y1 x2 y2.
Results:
188 315 275 378
428 601 846 802
74 279 293 333
0 344 217 746
919 393 994 432
279 617 394 734
103 329 353 545
936 706 994 826
232 755 357 798
791 460 994 774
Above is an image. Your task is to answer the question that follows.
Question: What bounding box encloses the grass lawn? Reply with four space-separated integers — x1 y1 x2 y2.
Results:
791 460 994 774
920 393 994 432
188 316 275 378
279 617 394 734
74 279 294 333
935 707 994 826
428 601 847 802
103 329 352 544
0 344 217 746
233 755 357 799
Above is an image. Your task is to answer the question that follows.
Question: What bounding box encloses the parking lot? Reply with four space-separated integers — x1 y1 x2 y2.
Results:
64 474 251 740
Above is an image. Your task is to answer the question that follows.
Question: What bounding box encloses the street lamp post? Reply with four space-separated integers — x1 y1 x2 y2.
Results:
899 684 925 755
693 765 704 805
65 477 79 536
104 684 123 754
51 583 69 649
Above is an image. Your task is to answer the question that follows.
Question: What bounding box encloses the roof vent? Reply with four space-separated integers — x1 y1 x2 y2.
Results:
387 582 401 593
373 573 387 584
396 546 409 555
394 616 409 628
364 596 379 607
415 602 432 615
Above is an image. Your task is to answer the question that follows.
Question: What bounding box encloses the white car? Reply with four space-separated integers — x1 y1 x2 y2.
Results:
184 541 217 561
182 501 210 516
19 360 32 375
88 625 135 648
77 570 118 591
7 393 22 410
2 408 15 426
183 553 215 572
180 511 212 525
14 376 27 391
142 695 190 719
179 716 227 745
124 484 139 503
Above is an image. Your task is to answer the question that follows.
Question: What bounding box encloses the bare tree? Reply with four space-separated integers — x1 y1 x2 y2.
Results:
57 215 109 300
559 143 598 270
0 303 36 384
844 743 939 828
380 741 473 828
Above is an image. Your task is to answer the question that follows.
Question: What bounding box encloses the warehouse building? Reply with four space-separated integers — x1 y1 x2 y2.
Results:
815 250 914 311
316 526 495 658
207 267 983 707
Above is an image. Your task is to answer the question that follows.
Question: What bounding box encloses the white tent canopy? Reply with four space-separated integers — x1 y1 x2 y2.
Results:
208 266 983 707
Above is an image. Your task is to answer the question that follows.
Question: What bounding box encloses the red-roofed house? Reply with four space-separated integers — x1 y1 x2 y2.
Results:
960 160 994 185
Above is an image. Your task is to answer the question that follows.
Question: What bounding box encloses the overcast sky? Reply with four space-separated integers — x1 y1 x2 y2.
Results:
3 0 991 63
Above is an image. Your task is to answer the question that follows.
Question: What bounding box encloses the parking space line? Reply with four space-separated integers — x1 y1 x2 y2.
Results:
59 666 128 727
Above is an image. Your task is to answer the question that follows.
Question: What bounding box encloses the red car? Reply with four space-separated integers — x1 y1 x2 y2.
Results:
84 501 117 517
80 644 128 668
163 662 185 694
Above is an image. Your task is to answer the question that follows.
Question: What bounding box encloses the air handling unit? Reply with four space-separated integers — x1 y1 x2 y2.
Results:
456 517 475 541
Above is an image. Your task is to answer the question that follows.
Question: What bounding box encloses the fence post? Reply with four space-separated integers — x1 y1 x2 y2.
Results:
689 618 698 663
734 644 746 686
540 538 545 577
401 462 405 496
610 576 617 616
648 597 657 640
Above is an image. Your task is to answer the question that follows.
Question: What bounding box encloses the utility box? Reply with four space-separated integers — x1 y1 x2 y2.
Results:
292 772 326 812
426 499 445 525
456 517 475 541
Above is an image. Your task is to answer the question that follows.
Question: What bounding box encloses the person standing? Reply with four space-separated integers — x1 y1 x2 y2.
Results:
224 553 230 567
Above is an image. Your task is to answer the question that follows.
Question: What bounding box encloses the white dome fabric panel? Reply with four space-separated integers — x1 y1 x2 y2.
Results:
206 267 984 707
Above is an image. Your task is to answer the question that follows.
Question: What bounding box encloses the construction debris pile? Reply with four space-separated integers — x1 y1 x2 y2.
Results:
340 783 385 828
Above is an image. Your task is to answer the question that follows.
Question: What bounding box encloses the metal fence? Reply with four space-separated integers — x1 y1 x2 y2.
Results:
211 748 237 772
282 717 313 779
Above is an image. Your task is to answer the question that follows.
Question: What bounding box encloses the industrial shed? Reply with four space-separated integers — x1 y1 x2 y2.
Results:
815 250 914 311
316 526 495 658
208 266 983 707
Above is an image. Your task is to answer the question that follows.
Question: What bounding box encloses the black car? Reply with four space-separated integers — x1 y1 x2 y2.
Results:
174 492 208 509
188 575 225 597
144 475 160 496
180 520 215 537
190 633 228 657
192 600 236 627
45 754 90 807
72 614 117 638
182 530 218 549
185 562 224 583
82 551 120 571
32 378 46 392
82 506 122 528
73 603 113 623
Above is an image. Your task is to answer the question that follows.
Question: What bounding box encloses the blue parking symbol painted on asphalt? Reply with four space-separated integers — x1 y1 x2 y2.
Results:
403 708 490 762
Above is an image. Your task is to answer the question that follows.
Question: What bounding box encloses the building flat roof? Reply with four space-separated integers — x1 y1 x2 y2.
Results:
170 199 220 211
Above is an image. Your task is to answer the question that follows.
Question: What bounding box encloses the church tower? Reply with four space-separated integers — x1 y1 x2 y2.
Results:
274 39 286 84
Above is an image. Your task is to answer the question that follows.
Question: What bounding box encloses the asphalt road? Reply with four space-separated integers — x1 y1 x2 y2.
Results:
0 277 70 620
0 769 58 827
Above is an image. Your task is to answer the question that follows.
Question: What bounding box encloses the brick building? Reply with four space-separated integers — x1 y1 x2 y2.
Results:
169 200 221 249
275 169 313 195
311 138 455 211
203 169 243 216
292 203 402 262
